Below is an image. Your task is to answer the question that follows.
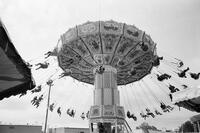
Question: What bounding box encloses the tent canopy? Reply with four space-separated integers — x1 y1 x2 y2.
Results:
190 114 200 122
172 87 200 112
0 19 35 100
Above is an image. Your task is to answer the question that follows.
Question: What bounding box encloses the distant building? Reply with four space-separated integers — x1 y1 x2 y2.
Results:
49 127 89 133
190 114 200 132
0 124 42 133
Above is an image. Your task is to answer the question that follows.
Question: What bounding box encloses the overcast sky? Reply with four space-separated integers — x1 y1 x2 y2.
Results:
0 0 200 131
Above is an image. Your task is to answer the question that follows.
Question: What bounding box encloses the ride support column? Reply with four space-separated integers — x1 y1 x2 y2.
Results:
89 65 125 133
94 65 119 106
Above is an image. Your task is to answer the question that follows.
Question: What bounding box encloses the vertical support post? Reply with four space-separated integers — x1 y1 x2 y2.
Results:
44 81 52 133
115 120 117 133
89 121 91 133
197 121 200 132
192 122 197 132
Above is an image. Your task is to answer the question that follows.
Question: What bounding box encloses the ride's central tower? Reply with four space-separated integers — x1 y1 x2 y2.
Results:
57 20 156 133
94 65 119 106
89 65 127 133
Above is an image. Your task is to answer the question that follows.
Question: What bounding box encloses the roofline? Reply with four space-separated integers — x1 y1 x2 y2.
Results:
50 127 89 130
0 124 42 127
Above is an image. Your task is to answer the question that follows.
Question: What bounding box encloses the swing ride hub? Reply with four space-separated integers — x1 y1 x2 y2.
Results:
57 20 156 85
57 20 157 133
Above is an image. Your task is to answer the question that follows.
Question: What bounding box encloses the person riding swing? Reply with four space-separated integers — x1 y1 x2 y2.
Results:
80 112 85 120
35 62 49 70
57 107 61 116
140 112 149 120
127 111 137 121
190 72 200 80
155 109 162 115
177 67 189 78
168 84 179 93
156 73 171 81
152 56 163 67
146 108 155 118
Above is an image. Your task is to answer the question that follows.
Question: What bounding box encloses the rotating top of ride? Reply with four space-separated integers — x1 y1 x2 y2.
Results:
57 20 157 85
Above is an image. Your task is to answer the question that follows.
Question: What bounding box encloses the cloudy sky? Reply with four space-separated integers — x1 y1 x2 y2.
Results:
0 0 200 131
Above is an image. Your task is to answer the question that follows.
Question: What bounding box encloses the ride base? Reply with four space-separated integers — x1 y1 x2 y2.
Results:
89 65 132 133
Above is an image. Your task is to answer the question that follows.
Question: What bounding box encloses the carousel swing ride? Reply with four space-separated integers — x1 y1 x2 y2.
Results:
23 20 200 133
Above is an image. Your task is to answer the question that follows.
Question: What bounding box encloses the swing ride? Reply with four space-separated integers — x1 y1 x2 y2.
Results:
14 20 200 133
56 20 157 133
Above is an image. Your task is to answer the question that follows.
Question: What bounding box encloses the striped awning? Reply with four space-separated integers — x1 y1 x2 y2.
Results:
0 19 35 100
190 114 200 122
172 87 200 112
